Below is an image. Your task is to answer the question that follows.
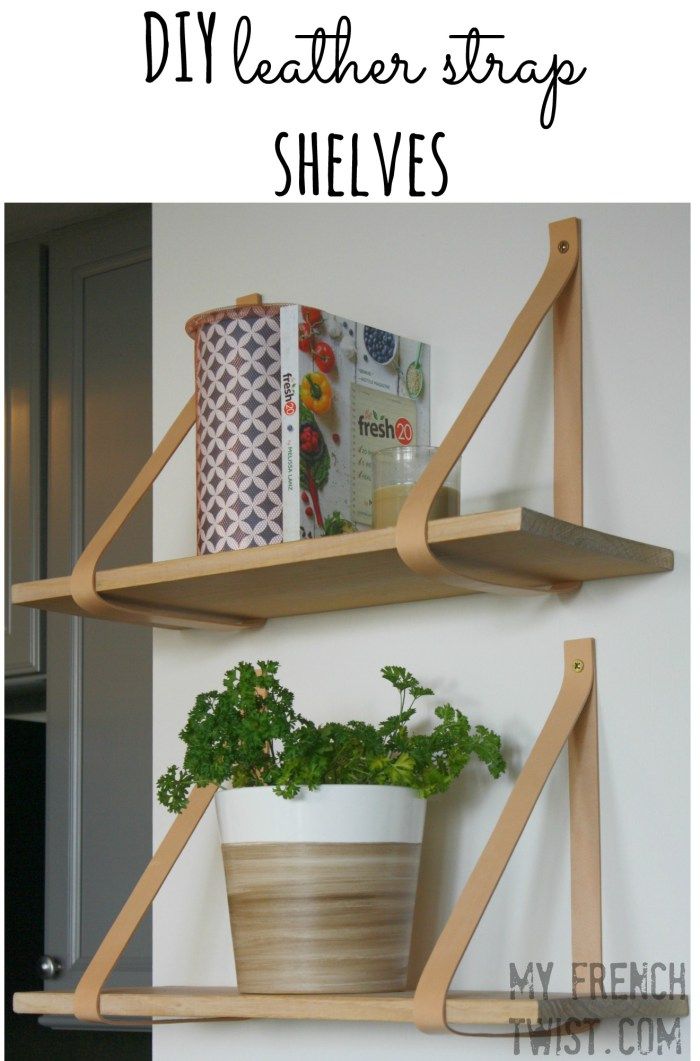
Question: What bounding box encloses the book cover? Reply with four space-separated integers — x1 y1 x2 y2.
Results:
280 305 430 540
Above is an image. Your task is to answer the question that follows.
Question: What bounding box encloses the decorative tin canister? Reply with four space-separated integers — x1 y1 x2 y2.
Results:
187 301 284 555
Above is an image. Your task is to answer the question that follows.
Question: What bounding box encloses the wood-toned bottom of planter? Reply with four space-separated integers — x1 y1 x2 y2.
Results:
222 841 422 993
14 989 689 1026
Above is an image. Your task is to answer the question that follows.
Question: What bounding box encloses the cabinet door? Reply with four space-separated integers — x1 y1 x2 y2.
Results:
43 208 153 1007
4 240 46 691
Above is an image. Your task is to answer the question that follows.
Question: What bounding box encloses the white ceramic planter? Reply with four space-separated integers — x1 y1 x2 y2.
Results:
215 785 426 994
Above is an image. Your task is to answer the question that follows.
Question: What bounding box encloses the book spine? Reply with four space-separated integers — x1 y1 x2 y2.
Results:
279 304 300 542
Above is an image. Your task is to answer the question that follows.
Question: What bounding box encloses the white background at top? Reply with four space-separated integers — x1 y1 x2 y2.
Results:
0 0 696 202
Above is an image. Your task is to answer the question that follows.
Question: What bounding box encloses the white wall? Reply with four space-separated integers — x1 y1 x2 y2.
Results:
151 204 689 1059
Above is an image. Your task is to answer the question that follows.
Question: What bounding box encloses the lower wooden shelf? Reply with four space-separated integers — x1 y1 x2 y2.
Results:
14 988 689 1026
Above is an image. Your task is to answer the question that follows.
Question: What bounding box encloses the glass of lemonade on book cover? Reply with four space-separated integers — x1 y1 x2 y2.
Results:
372 446 461 529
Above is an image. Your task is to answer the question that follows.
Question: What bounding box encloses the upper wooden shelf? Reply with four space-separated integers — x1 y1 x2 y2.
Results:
13 987 689 1026
12 508 673 627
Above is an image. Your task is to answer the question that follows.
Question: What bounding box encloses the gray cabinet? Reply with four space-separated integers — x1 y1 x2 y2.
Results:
5 207 154 1024
4 240 46 702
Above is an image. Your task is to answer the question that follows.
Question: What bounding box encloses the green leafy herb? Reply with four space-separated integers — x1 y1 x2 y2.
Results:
322 511 356 536
157 662 506 812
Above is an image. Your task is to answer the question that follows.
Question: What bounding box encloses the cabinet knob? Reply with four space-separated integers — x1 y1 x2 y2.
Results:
37 955 62 980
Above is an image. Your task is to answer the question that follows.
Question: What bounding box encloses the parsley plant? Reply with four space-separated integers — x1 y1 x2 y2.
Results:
157 661 506 813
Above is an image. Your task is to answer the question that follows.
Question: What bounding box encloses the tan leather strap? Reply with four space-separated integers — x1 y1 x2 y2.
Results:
75 673 269 1026
395 217 582 596
568 641 601 992
70 394 264 631
413 638 600 1035
553 221 583 525
74 784 219 1026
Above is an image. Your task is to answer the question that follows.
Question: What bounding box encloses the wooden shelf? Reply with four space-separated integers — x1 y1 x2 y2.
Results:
14 988 688 1025
12 508 673 626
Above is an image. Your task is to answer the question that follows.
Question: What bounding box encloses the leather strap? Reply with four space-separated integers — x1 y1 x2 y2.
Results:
413 638 599 1035
395 217 582 596
568 641 601 992
69 395 264 632
75 671 269 1026
553 221 583 525
74 784 219 1026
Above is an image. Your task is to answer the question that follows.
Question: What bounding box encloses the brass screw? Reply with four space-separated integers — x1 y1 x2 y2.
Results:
572 659 584 673
558 240 570 254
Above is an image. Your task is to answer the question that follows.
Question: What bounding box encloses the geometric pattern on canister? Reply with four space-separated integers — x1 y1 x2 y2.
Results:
195 305 282 554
